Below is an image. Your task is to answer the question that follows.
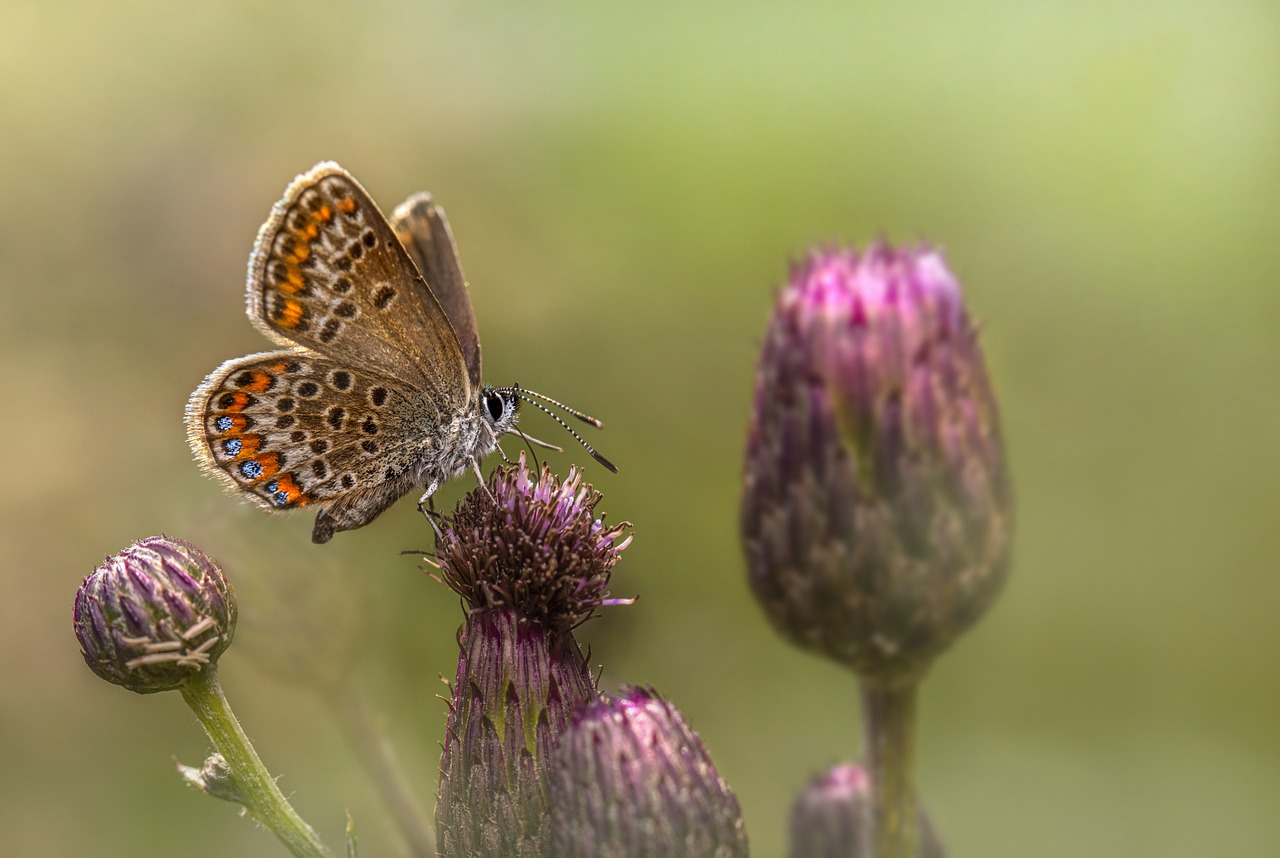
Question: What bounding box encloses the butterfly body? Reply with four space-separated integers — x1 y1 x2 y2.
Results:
186 163 523 543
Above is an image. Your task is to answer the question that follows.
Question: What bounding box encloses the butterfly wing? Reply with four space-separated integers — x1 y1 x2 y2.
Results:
246 162 471 409
391 193 483 389
186 349 449 539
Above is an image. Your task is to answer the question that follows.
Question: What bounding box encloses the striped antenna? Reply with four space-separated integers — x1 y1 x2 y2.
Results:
499 386 617 473
513 387 605 428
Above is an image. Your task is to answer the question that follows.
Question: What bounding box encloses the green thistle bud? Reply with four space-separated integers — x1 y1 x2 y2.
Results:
550 686 748 858
742 245 1011 682
177 753 246 805
74 536 237 694
789 763 945 858
432 455 632 857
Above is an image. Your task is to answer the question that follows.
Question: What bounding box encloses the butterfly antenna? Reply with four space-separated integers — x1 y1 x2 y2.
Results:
515 387 606 428
505 390 618 473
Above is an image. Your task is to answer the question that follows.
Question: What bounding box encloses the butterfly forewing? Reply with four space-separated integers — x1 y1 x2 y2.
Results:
186 350 450 512
391 193 483 389
246 162 471 409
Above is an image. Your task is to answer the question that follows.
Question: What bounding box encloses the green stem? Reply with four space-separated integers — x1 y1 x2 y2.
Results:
860 677 919 858
181 667 334 858
326 689 436 858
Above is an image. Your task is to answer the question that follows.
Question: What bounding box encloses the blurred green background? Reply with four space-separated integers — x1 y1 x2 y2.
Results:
4 1 1278 856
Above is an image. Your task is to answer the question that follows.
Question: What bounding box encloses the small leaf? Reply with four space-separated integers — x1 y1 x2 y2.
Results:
345 810 358 858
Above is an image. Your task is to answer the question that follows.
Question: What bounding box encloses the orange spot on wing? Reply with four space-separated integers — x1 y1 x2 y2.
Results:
279 266 306 295
289 243 310 264
274 473 310 506
246 452 281 483
241 371 274 392
221 392 252 412
229 434 261 459
278 299 304 329
338 197 357 215
315 204 333 222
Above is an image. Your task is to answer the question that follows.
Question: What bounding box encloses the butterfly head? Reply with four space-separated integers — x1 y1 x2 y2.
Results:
487 384 618 475
479 386 521 435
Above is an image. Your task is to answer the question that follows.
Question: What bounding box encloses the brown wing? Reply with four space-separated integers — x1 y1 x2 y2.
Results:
245 162 470 410
391 192 482 389
186 349 450 513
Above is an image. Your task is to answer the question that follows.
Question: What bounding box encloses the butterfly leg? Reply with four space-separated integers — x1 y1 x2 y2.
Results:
414 482 449 540
422 506 444 540
416 480 441 517
470 458 497 503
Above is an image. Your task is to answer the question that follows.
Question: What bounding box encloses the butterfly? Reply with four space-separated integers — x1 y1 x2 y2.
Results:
186 162 613 543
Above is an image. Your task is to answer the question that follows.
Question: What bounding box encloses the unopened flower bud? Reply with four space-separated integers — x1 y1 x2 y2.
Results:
789 763 945 858
742 245 1011 682
436 608 593 857
177 753 246 805
550 687 748 858
74 536 236 694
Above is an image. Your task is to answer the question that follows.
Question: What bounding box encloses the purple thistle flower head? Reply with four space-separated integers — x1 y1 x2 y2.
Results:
550 687 748 858
74 536 237 694
742 244 1011 682
433 455 632 856
434 453 633 635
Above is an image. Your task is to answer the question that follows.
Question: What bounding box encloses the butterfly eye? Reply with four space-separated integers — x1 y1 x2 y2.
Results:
483 390 508 423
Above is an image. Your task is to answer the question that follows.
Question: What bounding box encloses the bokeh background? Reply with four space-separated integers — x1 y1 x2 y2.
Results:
4 2 1278 856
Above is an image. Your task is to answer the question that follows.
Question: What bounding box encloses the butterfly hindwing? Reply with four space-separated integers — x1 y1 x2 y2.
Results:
245 162 471 409
186 349 448 518
391 192 483 389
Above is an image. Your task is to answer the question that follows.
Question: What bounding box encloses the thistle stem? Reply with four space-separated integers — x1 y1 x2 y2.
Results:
859 677 919 858
326 689 435 858
180 667 334 858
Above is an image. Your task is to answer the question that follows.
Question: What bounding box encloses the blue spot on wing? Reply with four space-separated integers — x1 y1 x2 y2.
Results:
272 491 289 506
240 460 263 479
223 439 242 456
215 416 233 432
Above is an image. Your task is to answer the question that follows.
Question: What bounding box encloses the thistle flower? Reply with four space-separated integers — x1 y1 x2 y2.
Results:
75 537 332 856
74 536 236 694
435 453 632 631
550 686 748 858
789 763 944 858
433 454 632 857
742 244 1011 683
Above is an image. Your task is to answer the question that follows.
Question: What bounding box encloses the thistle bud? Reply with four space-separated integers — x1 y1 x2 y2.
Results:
433 455 632 857
550 687 748 858
435 609 591 857
177 753 246 805
74 536 236 694
742 245 1011 682
789 763 944 858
